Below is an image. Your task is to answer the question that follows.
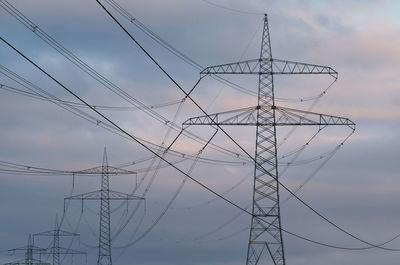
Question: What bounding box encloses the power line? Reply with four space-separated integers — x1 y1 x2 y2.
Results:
114 131 216 248
104 0 259 97
110 99 191 241
3 36 399 252
0 0 254 162
198 0 264 15
0 82 183 111
172 129 351 243
105 0 337 104
92 2 400 252
0 65 252 168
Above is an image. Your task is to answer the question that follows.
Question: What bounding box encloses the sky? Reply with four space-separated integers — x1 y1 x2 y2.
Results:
0 0 400 265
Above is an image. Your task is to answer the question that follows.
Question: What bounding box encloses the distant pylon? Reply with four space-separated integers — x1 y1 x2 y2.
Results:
4 234 49 265
98 148 112 265
34 215 85 265
64 148 145 265
183 14 355 265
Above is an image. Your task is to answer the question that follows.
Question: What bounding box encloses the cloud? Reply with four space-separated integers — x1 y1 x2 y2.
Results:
1 1 400 265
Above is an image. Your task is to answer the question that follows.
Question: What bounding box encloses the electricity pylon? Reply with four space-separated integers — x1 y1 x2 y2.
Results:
183 14 355 265
64 148 144 265
34 215 85 265
4 234 49 265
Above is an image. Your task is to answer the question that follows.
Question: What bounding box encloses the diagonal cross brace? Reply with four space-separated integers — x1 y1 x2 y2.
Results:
183 105 355 130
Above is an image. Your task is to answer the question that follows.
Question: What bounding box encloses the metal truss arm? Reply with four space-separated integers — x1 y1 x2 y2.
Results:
275 106 355 129
65 190 144 200
73 166 136 175
200 58 337 79
34 230 79 237
272 59 337 78
8 246 46 252
183 105 355 130
182 106 257 128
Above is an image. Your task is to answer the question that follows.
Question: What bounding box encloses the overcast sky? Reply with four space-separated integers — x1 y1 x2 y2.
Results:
1 0 400 265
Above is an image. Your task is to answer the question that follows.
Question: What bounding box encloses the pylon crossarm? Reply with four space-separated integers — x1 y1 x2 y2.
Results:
34 230 79 237
108 190 145 200
200 58 337 79
201 59 261 76
65 190 144 200
275 106 355 130
183 106 257 127
8 246 46 252
73 166 136 175
272 59 338 79
183 105 355 130
65 190 102 200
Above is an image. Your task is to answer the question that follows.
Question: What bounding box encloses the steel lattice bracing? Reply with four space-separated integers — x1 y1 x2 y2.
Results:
184 14 355 265
245 14 285 265
200 58 337 79
98 148 112 265
64 149 144 265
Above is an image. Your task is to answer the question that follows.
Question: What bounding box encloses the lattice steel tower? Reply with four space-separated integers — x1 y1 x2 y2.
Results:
4 234 49 265
65 149 144 265
183 14 355 265
247 15 284 265
34 215 85 265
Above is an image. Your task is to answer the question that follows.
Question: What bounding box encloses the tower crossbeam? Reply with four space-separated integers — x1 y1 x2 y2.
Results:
183 105 355 130
200 58 338 79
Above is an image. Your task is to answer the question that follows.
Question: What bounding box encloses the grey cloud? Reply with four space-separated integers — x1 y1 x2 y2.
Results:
1 1 400 265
